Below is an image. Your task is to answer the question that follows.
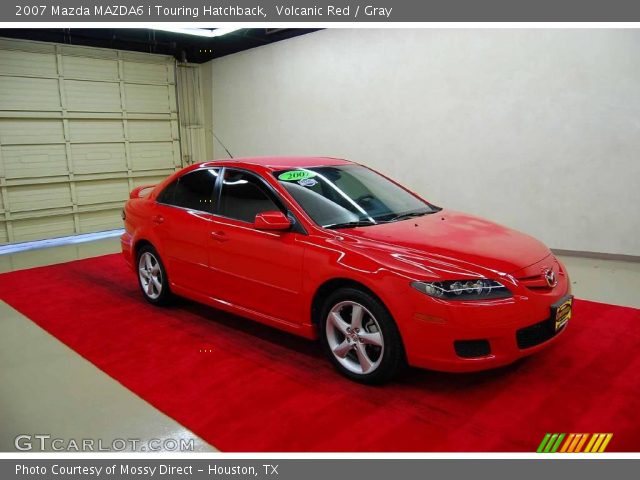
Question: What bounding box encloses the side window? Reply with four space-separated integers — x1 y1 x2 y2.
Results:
157 180 178 204
159 169 218 212
219 169 280 223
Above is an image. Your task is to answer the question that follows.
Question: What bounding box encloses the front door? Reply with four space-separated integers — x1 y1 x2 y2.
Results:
208 168 305 326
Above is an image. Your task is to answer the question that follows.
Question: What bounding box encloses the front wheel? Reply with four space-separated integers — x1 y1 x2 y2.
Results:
320 287 404 384
137 245 172 306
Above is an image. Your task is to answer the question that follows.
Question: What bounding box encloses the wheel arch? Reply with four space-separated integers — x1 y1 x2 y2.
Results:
133 238 155 260
310 277 390 327
311 276 408 379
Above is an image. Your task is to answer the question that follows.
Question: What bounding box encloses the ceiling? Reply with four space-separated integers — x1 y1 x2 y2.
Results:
0 28 320 63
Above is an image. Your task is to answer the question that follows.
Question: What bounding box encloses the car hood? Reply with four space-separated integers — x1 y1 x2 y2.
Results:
336 210 550 275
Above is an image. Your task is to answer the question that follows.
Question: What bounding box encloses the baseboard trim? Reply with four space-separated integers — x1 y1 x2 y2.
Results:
0 229 124 256
552 248 640 263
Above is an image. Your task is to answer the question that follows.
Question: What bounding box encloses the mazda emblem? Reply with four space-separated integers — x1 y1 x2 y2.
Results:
543 268 558 288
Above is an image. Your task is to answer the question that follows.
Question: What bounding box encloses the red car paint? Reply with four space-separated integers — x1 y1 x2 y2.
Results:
121 157 571 372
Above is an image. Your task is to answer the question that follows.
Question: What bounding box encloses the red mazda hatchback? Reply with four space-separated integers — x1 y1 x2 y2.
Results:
121 157 572 383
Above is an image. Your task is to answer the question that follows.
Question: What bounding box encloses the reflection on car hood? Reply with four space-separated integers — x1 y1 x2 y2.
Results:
336 210 551 275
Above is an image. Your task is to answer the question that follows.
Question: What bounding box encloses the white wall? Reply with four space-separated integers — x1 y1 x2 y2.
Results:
209 29 640 256
199 62 214 160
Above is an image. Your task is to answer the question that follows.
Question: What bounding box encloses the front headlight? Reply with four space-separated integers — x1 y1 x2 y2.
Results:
411 279 512 300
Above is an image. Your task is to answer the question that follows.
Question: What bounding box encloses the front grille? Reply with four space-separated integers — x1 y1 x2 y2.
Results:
517 262 565 292
516 319 560 349
518 274 552 291
454 339 491 358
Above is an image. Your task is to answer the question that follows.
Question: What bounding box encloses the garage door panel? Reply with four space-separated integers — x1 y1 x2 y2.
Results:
65 80 121 112
69 120 124 143
0 77 61 111
12 216 76 242
71 144 127 174
2 144 68 179
132 175 171 188
61 45 118 60
7 183 72 212
125 84 171 113
171 120 180 139
63 56 119 82
128 120 173 142
0 119 64 145
78 209 123 233
130 142 175 170
123 61 170 84
168 88 177 113
0 38 180 245
0 38 55 54
0 49 58 77
75 179 129 205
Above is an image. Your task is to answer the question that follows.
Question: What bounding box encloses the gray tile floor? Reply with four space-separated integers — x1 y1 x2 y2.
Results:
0 238 215 452
0 301 215 453
560 255 640 309
0 239 638 452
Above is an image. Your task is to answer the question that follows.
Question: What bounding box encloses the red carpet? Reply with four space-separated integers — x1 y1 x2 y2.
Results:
0 254 638 451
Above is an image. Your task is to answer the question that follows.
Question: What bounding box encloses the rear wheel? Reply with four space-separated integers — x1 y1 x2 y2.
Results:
320 287 404 384
137 245 172 306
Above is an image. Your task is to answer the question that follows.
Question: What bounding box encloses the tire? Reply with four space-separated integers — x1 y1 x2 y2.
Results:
319 287 405 384
136 245 172 306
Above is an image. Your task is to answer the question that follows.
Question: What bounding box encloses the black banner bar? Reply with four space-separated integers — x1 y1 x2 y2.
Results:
1 459 635 480
4 0 640 22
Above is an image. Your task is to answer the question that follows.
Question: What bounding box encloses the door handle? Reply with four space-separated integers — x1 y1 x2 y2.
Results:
152 215 164 225
211 231 228 242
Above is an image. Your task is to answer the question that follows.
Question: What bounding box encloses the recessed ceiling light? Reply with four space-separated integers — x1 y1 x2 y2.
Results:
150 27 242 38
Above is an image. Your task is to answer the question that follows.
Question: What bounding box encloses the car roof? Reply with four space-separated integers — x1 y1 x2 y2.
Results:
198 156 354 171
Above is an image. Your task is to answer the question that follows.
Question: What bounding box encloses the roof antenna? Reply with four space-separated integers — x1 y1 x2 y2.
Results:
211 130 234 159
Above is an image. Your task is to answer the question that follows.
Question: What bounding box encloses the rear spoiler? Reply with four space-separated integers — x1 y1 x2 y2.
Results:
129 184 156 199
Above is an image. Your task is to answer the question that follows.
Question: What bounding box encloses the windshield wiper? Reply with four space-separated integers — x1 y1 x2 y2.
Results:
324 220 377 229
383 211 433 222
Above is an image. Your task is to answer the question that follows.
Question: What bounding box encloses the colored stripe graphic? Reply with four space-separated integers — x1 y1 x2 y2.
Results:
567 433 582 452
598 434 613 452
593 433 607 452
537 433 613 453
537 433 551 453
559 433 575 453
550 433 565 453
544 433 559 453
584 434 598 452
575 434 589 453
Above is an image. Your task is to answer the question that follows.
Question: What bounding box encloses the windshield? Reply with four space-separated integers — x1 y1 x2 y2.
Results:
274 165 439 228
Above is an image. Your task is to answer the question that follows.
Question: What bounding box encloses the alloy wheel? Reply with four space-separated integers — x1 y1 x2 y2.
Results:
325 301 385 375
138 252 163 300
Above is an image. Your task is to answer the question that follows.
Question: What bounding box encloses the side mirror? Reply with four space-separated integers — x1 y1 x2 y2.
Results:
254 211 291 231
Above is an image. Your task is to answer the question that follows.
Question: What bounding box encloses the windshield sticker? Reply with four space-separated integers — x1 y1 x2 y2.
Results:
298 178 318 187
278 170 317 181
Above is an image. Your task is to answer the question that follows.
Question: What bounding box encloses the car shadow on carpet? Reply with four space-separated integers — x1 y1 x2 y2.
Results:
165 295 532 392
78 263 541 393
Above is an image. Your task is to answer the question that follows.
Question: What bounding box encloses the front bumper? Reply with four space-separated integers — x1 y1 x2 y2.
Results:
405 308 569 372
400 258 572 372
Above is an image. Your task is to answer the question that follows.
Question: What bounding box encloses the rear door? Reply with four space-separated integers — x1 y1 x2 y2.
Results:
208 168 306 326
153 168 220 295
